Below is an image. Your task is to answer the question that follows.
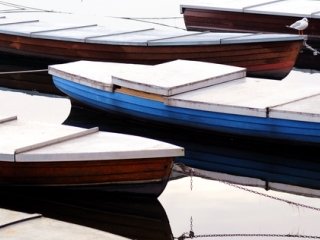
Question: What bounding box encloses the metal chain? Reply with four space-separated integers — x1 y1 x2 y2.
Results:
190 168 194 191
177 165 320 212
175 165 320 239
223 181 320 212
175 233 320 239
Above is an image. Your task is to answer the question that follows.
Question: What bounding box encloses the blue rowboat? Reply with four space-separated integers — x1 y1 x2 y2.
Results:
49 60 320 144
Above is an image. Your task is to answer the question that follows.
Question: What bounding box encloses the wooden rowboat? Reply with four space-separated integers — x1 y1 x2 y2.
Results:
0 115 184 197
180 0 320 70
49 60 320 145
0 10 304 97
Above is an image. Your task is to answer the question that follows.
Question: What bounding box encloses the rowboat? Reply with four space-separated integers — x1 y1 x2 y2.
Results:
180 0 320 70
0 115 184 197
0 10 305 97
49 60 320 145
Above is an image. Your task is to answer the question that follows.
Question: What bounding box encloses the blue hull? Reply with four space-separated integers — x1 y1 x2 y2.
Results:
53 76 320 144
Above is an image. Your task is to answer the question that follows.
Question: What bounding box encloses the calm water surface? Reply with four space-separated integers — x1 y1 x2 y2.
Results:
1 1 320 239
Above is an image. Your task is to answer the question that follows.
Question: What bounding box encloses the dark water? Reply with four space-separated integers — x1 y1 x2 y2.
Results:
7 103 320 240
67 106 320 240
1 99 320 239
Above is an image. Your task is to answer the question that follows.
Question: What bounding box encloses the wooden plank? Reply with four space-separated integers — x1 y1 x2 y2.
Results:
243 0 285 10
244 0 320 17
48 61 146 92
182 0 320 18
0 115 17 124
269 93 320 122
221 33 304 44
180 0 278 13
30 24 98 34
166 74 320 117
85 28 154 41
312 11 320 18
147 31 210 44
115 87 165 102
14 127 99 155
112 60 246 96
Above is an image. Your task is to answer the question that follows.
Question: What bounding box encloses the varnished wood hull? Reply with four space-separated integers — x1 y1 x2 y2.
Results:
182 8 320 70
0 157 173 197
0 32 302 95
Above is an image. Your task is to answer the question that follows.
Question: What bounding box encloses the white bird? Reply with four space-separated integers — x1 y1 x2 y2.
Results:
286 17 308 35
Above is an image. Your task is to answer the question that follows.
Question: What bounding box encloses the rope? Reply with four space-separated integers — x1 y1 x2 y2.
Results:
0 69 48 75
304 41 320 56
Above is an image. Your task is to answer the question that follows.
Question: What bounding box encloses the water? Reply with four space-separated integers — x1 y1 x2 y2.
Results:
2 96 320 239
1 1 320 239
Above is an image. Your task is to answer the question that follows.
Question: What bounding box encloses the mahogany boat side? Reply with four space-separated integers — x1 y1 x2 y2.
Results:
0 33 303 80
181 7 320 70
0 157 174 197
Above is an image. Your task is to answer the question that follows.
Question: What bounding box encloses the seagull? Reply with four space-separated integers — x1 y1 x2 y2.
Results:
286 17 308 35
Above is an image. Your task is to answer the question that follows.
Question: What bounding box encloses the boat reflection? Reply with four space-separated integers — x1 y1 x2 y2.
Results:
173 142 320 198
0 188 173 240
66 105 320 198
1 103 320 239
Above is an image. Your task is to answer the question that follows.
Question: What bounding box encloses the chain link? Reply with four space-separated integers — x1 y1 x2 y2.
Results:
190 168 194 191
223 181 320 212
176 233 320 239
176 164 320 212
174 165 320 239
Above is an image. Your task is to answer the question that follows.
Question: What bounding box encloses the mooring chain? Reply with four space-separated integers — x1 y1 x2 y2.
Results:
223 181 320 212
190 168 194 191
176 233 320 239
182 166 320 212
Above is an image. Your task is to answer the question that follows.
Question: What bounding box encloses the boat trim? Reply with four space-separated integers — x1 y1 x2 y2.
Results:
147 31 210 45
243 0 285 10
115 86 165 102
0 115 17 124
85 28 155 41
14 127 99 156
30 24 98 35
0 19 39 26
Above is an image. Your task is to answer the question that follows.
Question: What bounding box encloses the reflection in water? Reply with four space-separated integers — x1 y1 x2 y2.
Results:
0 92 319 239
1 80 320 239
162 175 320 240
64 105 320 240
65 105 320 193
1 1 319 238
0 189 173 240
